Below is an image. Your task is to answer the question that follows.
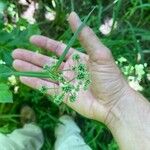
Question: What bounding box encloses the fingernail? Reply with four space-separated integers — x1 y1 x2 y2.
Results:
74 12 82 24
68 11 82 24
30 35 38 43
11 49 18 58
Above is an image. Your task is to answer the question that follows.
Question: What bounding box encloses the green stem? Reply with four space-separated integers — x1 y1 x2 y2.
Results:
13 72 50 78
1 71 58 81
71 0 74 11
62 69 72 72
68 77 76 83
54 6 97 70
0 114 20 119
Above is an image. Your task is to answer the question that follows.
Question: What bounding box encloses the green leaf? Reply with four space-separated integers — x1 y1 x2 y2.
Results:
0 65 12 73
0 65 13 78
2 51 13 66
0 83 13 103
0 83 9 90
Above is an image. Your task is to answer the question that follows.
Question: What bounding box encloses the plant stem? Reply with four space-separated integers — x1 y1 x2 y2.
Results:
71 0 74 11
1 71 58 81
54 6 97 70
68 77 76 83
62 69 72 72
13 72 50 78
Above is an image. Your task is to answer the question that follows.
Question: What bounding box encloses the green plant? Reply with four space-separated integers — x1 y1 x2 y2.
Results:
0 1 149 149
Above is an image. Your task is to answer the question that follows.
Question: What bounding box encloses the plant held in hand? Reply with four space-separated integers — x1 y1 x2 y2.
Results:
0 7 96 104
40 53 91 104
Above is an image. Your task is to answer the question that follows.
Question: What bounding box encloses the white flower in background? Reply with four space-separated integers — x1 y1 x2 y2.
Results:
147 74 150 81
7 4 19 23
18 0 29 6
99 18 117 35
19 25 26 31
135 64 146 81
8 75 17 86
127 63 146 91
45 11 56 21
128 76 143 91
118 56 127 63
21 1 38 24
14 86 19 94
0 59 6 65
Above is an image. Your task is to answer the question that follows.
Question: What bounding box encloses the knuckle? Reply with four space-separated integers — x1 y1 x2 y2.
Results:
54 42 63 54
45 38 49 49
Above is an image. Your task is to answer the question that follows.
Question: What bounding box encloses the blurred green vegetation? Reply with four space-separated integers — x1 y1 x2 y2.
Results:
0 0 149 149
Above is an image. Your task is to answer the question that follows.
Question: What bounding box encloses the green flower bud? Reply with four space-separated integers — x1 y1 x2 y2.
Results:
70 94 76 102
77 71 86 80
54 93 64 105
61 83 74 93
77 64 86 72
75 84 80 92
83 79 91 90
72 54 80 61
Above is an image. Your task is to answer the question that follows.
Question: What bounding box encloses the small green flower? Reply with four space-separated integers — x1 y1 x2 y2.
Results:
77 71 87 80
61 83 74 93
72 54 80 61
83 79 91 90
77 64 86 72
70 94 76 102
75 84 80 92
54 93 64 105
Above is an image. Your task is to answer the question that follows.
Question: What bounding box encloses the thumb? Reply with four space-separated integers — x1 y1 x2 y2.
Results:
68 12 112 63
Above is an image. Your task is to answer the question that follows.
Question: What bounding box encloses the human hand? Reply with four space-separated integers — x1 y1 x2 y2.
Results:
12 12 150 150
12 12 130 124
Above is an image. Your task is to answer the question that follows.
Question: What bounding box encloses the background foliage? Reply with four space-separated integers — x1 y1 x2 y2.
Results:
0 0 149 149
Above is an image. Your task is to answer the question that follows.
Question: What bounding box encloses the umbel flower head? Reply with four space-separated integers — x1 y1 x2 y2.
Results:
40 53 91 105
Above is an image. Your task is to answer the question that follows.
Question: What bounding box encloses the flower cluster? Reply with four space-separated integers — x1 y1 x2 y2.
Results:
72 54 91 90
40 53 91 105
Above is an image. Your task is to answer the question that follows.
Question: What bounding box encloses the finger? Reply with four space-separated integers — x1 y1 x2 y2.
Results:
30 35 77 59
13 59 42 72
68 12 112 62
12 49 64 69
13 59 58 83
20 77 59 95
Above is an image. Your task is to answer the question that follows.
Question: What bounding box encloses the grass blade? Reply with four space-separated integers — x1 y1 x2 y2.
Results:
54 6 97 70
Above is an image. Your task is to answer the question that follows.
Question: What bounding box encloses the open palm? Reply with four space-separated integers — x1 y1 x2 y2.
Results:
12 12 129 124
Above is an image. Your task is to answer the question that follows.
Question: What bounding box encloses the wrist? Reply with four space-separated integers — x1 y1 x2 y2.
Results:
105 86 150 128
104 86 150 149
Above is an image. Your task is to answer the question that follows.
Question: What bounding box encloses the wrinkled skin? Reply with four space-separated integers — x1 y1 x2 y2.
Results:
12 12 150 150
12 12 129 124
